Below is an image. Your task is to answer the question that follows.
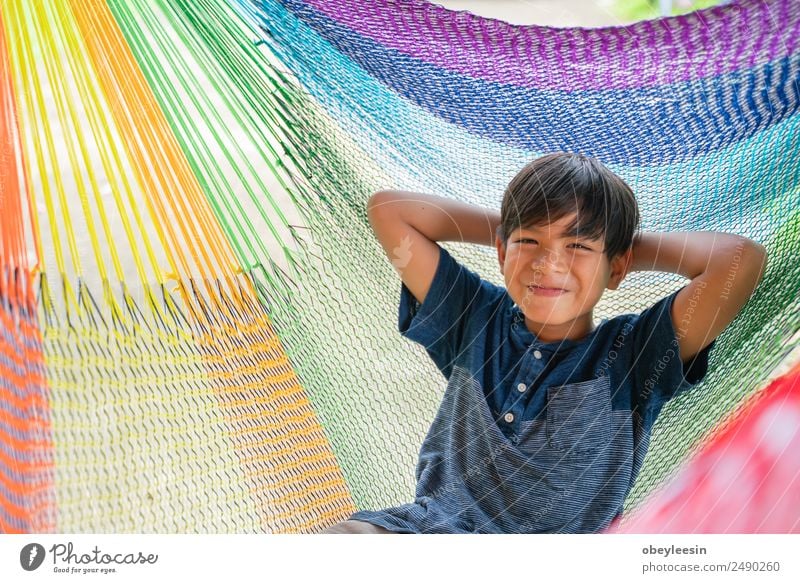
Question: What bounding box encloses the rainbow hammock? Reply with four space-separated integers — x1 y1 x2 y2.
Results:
1 0 798 533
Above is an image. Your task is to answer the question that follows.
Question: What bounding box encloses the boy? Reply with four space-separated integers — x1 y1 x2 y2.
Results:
322 152 767 534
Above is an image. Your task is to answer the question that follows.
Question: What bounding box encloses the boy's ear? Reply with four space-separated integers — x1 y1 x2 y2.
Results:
496 235 506 271
607 247 633 290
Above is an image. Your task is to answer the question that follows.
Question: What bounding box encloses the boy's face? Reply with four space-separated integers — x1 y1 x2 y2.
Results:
495 212 632 343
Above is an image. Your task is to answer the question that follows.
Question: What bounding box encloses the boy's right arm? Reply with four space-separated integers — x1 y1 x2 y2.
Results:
366 190 501 305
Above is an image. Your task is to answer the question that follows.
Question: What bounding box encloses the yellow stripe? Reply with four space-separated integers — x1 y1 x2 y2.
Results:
3 3 70 278
66 0 241 295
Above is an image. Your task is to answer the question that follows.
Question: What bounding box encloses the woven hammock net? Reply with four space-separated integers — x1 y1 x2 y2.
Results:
0 0 798 532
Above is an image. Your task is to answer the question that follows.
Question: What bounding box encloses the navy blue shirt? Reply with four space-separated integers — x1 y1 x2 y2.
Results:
350 245 715 533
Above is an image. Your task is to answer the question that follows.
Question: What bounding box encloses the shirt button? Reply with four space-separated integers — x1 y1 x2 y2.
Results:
533 349 542 359
503 412 514 423
517 383 527 392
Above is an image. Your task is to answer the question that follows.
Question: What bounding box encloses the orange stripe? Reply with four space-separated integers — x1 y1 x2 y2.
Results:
0 8 55 532
66 0 244 302
0 416 53 450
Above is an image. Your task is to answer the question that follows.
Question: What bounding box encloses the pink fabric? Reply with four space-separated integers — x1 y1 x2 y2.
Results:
610 364 800 533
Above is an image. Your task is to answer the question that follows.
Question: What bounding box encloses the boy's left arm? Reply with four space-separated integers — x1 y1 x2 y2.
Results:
629 231 768 364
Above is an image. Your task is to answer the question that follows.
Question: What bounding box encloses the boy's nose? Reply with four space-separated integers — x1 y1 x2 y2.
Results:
531 248 568 272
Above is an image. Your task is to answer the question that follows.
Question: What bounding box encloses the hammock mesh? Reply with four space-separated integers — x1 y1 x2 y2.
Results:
0 0 798 532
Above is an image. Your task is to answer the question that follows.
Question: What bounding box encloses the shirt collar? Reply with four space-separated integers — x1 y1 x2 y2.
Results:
509 303 607 354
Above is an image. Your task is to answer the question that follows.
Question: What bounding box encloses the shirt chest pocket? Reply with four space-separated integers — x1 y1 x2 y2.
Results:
545 376 612 455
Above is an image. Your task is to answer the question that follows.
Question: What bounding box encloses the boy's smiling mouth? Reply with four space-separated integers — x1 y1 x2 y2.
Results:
527 285 568 296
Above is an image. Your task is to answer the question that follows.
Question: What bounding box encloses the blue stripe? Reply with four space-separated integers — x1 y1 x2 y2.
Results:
244 0 800 165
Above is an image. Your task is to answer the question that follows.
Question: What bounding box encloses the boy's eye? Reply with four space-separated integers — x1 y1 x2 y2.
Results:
516 239 591 251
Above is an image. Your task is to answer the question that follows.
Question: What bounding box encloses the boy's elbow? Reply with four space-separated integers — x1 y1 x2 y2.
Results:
367 190 395 219
752 241 767 283
743 237 766 263
738 238 768 287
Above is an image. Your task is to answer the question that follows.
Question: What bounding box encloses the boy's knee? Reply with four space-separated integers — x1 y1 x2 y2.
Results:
320 520 395 534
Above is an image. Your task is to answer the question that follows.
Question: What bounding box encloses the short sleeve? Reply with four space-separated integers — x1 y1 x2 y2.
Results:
630 284 717 415
398 245 503 378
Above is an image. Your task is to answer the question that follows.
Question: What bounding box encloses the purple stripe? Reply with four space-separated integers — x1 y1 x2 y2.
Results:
767 0 789 67
750 2 767 69
294 0 799 90
732 3 749 72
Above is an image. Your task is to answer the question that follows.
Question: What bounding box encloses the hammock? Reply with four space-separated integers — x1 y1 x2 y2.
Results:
0 0 798 533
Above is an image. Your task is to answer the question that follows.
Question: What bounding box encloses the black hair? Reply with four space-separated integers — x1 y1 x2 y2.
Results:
497 152 640 260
